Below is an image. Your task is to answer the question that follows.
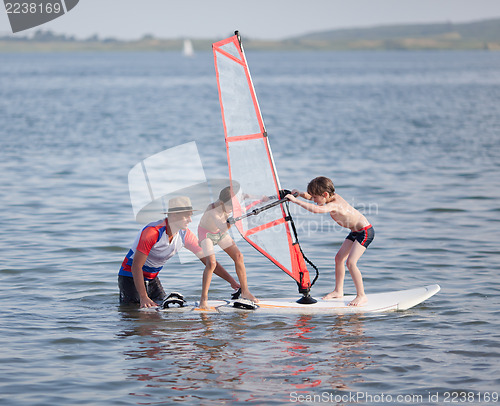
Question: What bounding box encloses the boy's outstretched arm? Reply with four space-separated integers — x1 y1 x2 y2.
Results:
291 189 312 200
285 193 334 214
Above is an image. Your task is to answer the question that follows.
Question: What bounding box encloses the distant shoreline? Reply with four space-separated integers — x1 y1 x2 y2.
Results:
1 17 499 52
1 38 498 53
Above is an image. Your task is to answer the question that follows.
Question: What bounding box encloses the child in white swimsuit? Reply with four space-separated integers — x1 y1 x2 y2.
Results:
197 187 258 309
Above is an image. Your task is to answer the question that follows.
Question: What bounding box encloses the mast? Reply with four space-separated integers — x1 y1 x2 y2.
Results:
213 32 318 300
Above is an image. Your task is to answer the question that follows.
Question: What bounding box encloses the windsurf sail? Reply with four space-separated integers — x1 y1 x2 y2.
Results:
213 32 317 296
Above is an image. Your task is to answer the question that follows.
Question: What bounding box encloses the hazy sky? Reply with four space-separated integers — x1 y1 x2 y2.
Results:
2 0 500 39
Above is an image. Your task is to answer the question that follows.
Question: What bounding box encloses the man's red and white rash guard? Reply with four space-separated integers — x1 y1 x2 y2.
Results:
119 219 202 280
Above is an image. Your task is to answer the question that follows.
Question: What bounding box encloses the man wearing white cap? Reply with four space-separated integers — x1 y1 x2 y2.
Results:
119 196 240 308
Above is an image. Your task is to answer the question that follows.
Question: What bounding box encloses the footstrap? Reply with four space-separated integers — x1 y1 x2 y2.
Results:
161 291 187 309
233 298 258 310
231 288 242 300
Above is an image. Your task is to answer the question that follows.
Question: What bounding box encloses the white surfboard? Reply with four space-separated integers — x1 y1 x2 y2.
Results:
155 284 440 314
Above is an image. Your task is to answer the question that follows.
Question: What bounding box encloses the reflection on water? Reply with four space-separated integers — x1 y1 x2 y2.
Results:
117 309 372 403
279 314 371 395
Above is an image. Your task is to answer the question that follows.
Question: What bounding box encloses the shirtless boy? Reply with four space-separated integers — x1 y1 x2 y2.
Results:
198 186 258 309
286 176 374 306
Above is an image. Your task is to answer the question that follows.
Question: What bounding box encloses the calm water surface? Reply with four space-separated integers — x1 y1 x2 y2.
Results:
1 50 499 405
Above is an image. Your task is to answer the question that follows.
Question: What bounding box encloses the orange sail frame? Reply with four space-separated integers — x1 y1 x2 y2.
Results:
213 33 312 294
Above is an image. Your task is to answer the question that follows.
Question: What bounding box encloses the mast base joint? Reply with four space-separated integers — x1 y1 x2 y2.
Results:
296 295 317 305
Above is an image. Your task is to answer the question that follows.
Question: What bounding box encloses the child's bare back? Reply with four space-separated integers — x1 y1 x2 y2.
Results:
327 194 370 232
199 201 230 232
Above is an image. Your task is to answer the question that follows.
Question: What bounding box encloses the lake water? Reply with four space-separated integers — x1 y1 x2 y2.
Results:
1 49 499 405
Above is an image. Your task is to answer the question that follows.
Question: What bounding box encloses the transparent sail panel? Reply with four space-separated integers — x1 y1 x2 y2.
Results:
243 206 293 270
248 222 292 271
228 138 277 199
219 41 241 60
241 205 283 235
216 51 261 138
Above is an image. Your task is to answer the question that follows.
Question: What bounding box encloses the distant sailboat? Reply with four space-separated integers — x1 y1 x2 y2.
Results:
183 39 194 57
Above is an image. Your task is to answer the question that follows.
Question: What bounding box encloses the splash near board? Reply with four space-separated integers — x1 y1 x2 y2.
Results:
213 31 318 302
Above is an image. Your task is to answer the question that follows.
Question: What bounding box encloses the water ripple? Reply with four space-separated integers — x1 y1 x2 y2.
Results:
1 50 500 405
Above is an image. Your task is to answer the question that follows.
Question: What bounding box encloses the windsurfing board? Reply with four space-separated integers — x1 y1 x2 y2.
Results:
153 284 440 314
